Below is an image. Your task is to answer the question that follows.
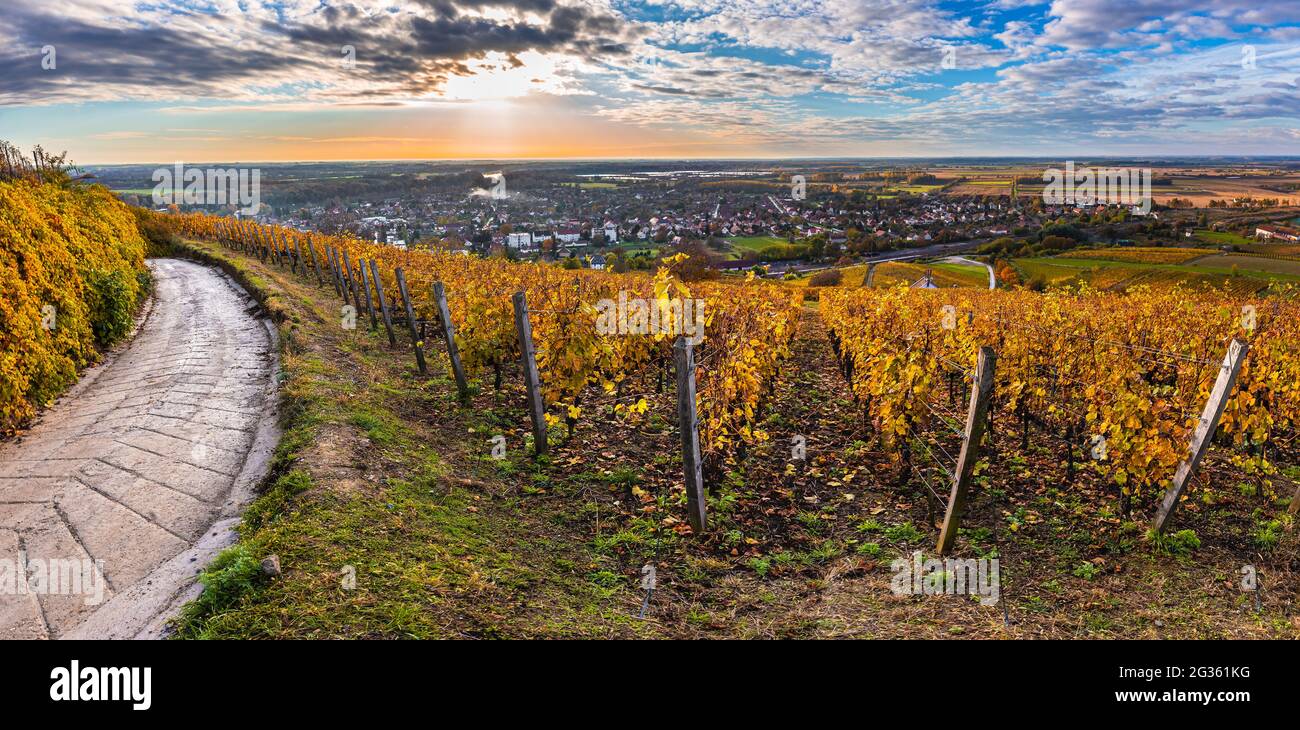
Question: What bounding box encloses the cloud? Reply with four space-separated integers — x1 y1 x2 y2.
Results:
0 0 636 105
4 0 1300 154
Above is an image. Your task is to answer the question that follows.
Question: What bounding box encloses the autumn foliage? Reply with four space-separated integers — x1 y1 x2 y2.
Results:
172 213 801 472
822 285 1300 507
0 179 148 431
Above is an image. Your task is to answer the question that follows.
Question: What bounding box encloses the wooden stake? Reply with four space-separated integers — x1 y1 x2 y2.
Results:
395 268 427 375
307 237 324 285
434 282 470 401
290 233 302 275
512 292 547 455
674 337 707 532
370 259 397 347
359 259 378 329
937 346 997 555
341 250 360 310
1152 338 1250 535
269 228 282 267
327 246 343 296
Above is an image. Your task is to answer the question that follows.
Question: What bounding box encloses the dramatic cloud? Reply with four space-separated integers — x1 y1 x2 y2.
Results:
3 0 1300 155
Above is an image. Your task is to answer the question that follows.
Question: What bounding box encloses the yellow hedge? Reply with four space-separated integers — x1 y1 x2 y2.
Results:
0 181 147 432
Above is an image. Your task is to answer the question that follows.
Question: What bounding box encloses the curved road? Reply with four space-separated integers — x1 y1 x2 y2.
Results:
0 259 276 639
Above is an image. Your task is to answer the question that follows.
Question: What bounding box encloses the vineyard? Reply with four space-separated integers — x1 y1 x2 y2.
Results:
169 213 1300 541
822 286 1299 519
171 213 801 484
145 213 1300 639
1064 247 1210 265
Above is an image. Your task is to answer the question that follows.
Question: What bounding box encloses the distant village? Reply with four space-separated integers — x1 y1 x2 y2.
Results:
263 174 1049 273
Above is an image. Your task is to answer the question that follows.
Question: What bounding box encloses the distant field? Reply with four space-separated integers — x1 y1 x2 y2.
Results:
872 261 987 289
918 167 1300 207
565 181 618 189
1150 175 1300 206
781 264 871 289
1116 268 1270 296
928 261 993 287
1193 229 1255 246
888 184 946 194
1015 259 1100 286
1237 243 1300 257
1017 254 1297 294
1187 253 1300 277
729 235 789 253
1065 247 1210 265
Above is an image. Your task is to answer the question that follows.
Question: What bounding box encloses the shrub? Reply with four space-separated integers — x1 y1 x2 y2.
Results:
0 174 147 430
808 268 843 287
133 207 182 257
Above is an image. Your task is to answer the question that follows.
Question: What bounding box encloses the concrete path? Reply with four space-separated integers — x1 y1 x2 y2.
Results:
0 259 277 639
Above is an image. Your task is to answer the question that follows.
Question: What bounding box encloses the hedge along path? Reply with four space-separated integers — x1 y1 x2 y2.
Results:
0 180 149 432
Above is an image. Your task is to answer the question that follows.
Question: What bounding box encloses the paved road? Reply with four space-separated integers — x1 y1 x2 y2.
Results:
0 259 276 639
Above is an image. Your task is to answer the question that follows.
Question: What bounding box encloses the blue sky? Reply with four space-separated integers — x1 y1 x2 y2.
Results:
2 1 1299 161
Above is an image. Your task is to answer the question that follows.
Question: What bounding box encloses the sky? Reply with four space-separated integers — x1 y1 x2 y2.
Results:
1 0 1299 163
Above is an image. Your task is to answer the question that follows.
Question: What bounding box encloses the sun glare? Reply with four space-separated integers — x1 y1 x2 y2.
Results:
438 51 564 101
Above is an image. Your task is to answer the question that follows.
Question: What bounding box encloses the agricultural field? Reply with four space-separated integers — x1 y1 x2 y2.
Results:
1065 247 1211 265
1188 253 1300 277
1017 247 1300 294
728 235 789 254
1237 243 1300 258
871 261 989 288
1193 229 1256 247
139 220 1299 644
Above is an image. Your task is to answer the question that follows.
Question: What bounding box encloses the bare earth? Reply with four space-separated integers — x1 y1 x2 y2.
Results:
0 259 277 639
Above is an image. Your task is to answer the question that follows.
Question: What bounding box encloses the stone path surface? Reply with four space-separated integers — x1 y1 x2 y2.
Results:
0 259 276 639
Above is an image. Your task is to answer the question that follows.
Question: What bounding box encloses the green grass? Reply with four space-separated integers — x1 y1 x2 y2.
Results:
928 262 992 287
729 235 790 253
1192 229 1255 246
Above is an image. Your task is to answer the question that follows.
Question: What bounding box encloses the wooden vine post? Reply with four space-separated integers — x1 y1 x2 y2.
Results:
512 292 548 456
370 259 397 347
394 268 427 375
307 238 324 285
1152 337 1250 535
433 282 470 401
341 250 360 311
937 346 997 555
327 246 343 296
290 233 302 274
269 228 282 267
674 336 707 532
360 260 378 330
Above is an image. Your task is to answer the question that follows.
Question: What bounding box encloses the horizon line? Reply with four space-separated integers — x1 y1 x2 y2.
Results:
78 154 1300 167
